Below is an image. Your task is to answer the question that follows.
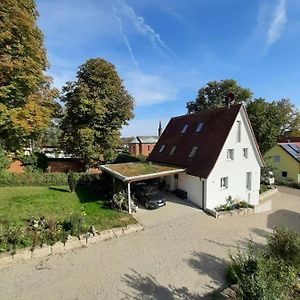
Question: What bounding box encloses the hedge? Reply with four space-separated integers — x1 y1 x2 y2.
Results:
0 171 69 186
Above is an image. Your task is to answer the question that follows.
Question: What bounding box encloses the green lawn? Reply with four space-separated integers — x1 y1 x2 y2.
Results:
0 186 136 230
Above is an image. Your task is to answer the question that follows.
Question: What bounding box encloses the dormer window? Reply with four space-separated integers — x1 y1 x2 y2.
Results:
181 124 189 133
169 146 177 156
195 122 204 132
159 145 165 153
189 146 198 158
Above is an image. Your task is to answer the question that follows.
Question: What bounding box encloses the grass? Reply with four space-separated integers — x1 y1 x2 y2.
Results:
0 186 136 230
105 162 183 178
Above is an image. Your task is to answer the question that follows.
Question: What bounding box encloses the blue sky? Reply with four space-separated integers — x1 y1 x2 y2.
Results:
36 0 300 136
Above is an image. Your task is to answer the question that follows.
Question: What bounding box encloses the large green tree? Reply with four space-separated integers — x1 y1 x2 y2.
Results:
60 58 134 165
247 98 300 153
186 79 252 113
0 0 58 151
186 80 300 153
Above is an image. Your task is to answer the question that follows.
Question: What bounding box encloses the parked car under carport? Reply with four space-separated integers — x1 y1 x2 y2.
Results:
131 183 166 209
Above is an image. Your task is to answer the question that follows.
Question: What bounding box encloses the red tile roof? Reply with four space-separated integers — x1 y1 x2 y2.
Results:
148 104 243 178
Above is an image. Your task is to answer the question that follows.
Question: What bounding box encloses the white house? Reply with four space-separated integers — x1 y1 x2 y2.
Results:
148 104 265 210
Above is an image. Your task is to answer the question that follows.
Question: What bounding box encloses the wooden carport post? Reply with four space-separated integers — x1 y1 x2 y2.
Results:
127 181 132 214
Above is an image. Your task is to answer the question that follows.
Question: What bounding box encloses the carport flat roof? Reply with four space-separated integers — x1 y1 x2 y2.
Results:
100 162 186 182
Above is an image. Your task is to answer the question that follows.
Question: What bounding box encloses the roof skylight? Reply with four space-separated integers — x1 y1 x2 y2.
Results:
169 146 177 156
195 122 204 132
159 145 165 153
189 146 198 158
181 124 189 133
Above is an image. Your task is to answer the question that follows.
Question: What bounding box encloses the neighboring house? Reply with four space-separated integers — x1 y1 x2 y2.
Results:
265 142 300 183
148 104 264 210
129 136 159 157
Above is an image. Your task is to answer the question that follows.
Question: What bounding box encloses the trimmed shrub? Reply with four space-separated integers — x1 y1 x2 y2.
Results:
68 172 77 192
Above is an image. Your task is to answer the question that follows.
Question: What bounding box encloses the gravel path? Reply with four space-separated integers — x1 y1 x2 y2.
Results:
0 187 299 300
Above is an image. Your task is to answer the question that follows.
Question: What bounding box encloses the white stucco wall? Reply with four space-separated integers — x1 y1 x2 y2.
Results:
178 173 204 208
205 109 262 210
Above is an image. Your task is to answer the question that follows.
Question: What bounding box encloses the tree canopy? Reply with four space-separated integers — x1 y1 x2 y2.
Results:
60 58 134 165
186 79 252 113
0 0 59 151
186 79 300 153
247 98 300 153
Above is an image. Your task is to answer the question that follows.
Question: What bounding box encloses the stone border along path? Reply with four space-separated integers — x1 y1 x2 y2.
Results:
0 223 144 270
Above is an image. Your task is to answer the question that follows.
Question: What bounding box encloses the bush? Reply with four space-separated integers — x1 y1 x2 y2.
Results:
227 229 300 300
267 226 300 271
227 241 296 300
61 213 87 238
113 153 141 164
0 146 10 171
110 190 128 211
68 172 77 192
21 152 48 172
0 171 69 186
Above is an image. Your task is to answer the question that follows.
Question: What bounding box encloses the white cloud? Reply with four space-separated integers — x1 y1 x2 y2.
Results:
112 2 139 68
124 71 177 106
113 0 176 62
267 0 287 48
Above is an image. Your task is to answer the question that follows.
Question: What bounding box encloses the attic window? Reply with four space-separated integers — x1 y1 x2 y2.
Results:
169 146 177 156
159 145 165 153
195 122 204 132
189 146 198 158
181 124 189 133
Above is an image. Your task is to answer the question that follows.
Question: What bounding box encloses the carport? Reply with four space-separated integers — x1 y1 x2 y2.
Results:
100 162 186 213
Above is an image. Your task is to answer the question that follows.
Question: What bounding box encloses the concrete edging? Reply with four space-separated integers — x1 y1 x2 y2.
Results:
259 188 278 201
0 223 144 269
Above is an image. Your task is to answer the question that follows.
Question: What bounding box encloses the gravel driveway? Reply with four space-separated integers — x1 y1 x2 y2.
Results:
0 187 299 300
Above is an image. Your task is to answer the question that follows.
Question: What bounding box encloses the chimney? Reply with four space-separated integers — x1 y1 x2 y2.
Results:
158 121 162 137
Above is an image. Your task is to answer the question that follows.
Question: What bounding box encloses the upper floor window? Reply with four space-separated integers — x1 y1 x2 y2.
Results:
181 124 189 133
273 155 280 163
220 177 228 188
169 146 177 156
227 149 234 160
159 145 165 153
243 148 248 159
236 121 241 142
195 122 204 132
189 146 198 158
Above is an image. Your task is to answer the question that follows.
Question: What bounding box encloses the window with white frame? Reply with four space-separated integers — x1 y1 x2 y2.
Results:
246 172 252 190
227 149 234 160
159 145 165 153
195 122 204 132
281 171 288 178
181 124 189 133
236 121 241 142
220 177 228 188
188 146 198 158
273 155 280 163
169 146 177 156
243 148 248 159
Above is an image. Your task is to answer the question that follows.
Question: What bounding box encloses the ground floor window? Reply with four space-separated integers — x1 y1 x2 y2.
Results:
220 177 228 188
281 171 288 178
246 172 252 190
